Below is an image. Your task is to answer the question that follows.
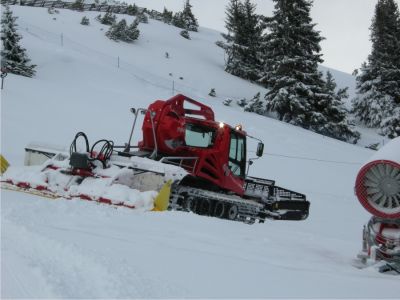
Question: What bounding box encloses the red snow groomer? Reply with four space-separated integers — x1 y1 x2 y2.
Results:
2 94 310 224
355 137 400 274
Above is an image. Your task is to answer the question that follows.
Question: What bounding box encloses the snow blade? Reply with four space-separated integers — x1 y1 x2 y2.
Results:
0 155 10 175
152 180 172 211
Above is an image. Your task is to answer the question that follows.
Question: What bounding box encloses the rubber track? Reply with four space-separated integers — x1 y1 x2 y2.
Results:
170 186 266 224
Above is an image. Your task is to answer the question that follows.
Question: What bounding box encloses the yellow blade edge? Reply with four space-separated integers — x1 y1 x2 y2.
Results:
0 154 10 175
152 180 173 212
1 182 58 199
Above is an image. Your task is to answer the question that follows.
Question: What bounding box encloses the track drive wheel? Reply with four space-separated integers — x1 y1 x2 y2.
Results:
227 204 238 221
213 201 225 218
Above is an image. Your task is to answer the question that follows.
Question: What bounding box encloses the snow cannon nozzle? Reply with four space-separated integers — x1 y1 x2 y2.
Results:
354 137 400 219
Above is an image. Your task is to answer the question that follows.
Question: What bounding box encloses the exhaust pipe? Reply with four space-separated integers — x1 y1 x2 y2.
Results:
355 137 400 219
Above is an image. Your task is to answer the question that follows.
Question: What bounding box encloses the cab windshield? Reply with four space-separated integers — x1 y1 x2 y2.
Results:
185 123 216 148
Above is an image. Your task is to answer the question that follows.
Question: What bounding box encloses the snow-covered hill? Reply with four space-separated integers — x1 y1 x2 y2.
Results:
1 5 399 298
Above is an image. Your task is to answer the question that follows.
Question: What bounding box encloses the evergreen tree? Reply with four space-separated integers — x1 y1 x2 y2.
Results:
106 19 128 41
352 0 400 138
71 0 84 11
223 98 233 106
97 11 116 25
244 92 264 115
181 0 198 32
222 0 264 81
105 18 140 43
260 0 325 128
80 16 90 25
171 1 198 32
310 71 360 143
172 12 185 28
126 4 139 16
381 106 400 138
180 29 190 39
208 88 216 97
1 5 36 77
137 11 148 24
237 97 247 107
126 19 140 42
352 63 390 127
162 7 173 24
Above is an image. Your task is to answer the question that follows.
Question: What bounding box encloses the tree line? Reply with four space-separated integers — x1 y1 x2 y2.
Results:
0 0 198 74
221 0 400 141
2 0 398 140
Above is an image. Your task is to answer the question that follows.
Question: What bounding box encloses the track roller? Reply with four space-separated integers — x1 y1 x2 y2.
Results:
227 204 239 220
213 201 225 218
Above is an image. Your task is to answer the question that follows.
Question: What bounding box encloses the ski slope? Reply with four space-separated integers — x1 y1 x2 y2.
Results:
1 5 399 298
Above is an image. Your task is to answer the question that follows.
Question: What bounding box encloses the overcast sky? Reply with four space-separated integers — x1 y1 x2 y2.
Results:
132 0 399 74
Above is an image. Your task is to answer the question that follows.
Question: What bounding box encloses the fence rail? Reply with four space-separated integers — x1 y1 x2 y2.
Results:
0 0 135 14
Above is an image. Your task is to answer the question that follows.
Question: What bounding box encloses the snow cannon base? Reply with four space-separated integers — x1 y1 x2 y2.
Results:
356 217 400 274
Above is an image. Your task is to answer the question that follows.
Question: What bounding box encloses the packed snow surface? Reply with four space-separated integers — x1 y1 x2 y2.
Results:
1 5 399 298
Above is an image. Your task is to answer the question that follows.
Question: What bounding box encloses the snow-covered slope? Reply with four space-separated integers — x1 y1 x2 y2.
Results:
1 6 398 298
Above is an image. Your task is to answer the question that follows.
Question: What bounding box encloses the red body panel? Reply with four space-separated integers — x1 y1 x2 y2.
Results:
139 94 246 196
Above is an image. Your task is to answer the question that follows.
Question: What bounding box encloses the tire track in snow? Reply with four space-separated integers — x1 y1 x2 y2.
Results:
2 194 188 298
1 218 160 298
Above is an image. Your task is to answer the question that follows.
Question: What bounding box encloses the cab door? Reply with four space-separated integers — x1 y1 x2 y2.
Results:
225 130 246 195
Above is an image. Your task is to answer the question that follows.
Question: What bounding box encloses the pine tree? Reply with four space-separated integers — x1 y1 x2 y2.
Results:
171 1 198 32
244 92 264 115
237 97 247 107
352 63 390 127
105 18 140 43
260 0 325 128
208 88 216 97
126 19 140 42
172 12 185 29
126 4 139 16
162 7 173 24
180 29 190 39
106 19 128 41
223 98 233 106
71 0 84 11
381 106 400 138
181 0 198 32
97 12 116 25
310 71 360 143
137 11 148 24
352 0 400 138
222 0 264 81
80 16 90 25
1 5 36 77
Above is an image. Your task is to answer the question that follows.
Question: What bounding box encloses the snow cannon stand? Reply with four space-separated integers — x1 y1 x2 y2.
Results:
354 137 400 274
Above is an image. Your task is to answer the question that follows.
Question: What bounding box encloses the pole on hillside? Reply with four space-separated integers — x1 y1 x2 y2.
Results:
118 56 120 68
1 68 8 90
61 33 63 47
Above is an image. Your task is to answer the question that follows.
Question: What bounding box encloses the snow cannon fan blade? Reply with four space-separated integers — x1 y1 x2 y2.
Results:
355 137 400 219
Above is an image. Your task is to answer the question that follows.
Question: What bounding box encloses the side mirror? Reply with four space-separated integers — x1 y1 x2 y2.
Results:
256 142 264 157
130 108 136 114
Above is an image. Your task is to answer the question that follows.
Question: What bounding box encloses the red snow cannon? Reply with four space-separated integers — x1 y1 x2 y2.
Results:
355 137 400 219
